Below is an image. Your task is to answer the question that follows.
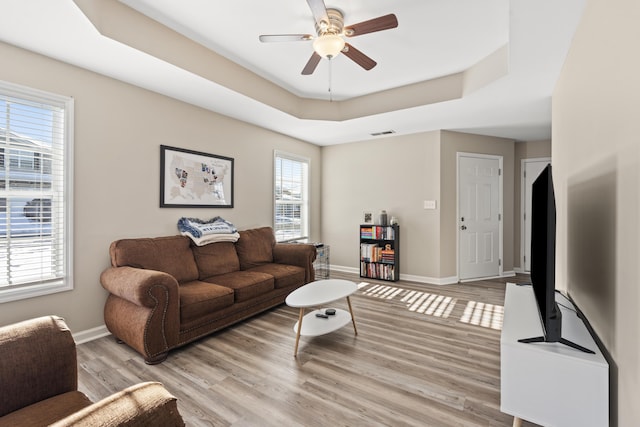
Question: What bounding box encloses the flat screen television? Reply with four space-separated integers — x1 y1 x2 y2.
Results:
518 164 594 353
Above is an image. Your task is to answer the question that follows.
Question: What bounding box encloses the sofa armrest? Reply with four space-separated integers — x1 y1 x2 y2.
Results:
100 266 179 308
100 266 181 363
273 243 317 283
50 382 184 427
0 316 78 417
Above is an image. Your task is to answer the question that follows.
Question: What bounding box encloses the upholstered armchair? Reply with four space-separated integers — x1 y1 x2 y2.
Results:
0 315 185 426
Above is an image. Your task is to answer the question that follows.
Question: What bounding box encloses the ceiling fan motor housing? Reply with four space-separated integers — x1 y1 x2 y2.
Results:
316 8 344 36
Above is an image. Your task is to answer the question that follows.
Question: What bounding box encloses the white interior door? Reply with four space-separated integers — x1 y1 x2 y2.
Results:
522 158 551 272
458 155 501 280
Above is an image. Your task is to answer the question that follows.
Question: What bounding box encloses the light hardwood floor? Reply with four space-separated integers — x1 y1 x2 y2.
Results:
77 272 541 427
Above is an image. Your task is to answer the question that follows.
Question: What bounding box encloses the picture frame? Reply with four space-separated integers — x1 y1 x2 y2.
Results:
363 211 373 224
160 145 234 208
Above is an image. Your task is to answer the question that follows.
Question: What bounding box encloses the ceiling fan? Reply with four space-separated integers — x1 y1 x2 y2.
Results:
259 0 398 75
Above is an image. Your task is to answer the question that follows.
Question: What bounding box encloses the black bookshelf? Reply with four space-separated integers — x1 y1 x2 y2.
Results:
359 224 399 282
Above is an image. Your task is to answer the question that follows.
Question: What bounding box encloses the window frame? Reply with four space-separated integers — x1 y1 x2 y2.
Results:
273 150 310 243
0 80 74 303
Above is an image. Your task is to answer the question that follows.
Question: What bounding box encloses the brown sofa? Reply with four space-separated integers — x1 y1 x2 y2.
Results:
0 315 184 427
100 227 316 364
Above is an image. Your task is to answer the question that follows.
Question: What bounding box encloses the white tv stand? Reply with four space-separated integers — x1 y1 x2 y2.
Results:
500 283 608 427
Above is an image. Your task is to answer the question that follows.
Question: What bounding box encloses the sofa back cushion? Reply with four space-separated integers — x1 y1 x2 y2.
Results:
192 241 240 279
235 227 275 270
109 235 199 283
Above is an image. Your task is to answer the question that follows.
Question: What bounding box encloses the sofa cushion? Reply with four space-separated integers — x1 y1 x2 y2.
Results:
235 227 275 270
179 281 235 324
192 241 240 279
0 391 92 426
245 264 306 289
110 236 199 284
204 271 274 303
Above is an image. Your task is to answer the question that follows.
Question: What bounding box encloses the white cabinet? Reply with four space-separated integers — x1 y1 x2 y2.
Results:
500 283 609 427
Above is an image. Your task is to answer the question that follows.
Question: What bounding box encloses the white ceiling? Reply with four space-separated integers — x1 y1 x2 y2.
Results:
0 0 586 146
121 0 509 101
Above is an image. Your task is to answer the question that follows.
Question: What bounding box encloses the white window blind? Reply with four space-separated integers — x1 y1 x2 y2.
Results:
274 151 309 242
0 81 73 302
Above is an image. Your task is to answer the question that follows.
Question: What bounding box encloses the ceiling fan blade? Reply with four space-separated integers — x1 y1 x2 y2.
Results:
259 34 313 43
306 0 329 27
344 14 398 37
302 52 322 75
342 43 377 70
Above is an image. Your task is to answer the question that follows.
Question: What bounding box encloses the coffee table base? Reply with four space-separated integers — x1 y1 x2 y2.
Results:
293 296 358 357
293 308 352 336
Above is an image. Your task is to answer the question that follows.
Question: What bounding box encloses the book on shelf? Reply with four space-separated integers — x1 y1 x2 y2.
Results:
360 225 396 240
380 244 395 263
360 243 395 264
360 261 396 280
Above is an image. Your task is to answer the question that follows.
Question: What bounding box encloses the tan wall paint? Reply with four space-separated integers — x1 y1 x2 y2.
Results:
513 140 552 270
0 41 321 333
553 0 640 424
323 130 515 282
439 131 515 277
321 132 441 279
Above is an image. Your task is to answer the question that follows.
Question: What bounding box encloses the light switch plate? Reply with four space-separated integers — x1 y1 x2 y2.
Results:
423 200 437 209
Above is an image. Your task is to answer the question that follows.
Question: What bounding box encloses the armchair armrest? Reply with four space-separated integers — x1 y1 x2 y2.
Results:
50 382 184 427
273 243 317 283
0 316 77 417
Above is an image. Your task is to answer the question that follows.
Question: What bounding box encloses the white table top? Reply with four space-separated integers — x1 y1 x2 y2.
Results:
285 279 358 308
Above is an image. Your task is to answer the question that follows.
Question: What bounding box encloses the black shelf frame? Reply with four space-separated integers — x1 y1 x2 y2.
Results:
359 224 399 282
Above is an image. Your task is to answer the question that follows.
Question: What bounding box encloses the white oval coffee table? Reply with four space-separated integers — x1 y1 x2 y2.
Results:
285 279 358 356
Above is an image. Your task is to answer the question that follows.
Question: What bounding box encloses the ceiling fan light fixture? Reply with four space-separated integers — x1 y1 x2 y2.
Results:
313 34 345 58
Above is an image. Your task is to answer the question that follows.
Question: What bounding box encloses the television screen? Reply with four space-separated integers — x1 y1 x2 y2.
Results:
521 164 594 353
529 164 561 341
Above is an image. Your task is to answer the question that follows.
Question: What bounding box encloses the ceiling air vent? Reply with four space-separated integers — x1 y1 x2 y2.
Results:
370 130 396 136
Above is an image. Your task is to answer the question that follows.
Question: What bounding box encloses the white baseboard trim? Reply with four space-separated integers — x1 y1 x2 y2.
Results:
330 265 359 275
459 271 518 283
399 274 459 285
73 324 110 345
330 265 458 286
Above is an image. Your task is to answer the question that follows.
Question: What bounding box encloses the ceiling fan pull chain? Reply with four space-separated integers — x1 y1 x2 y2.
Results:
328 57 333 102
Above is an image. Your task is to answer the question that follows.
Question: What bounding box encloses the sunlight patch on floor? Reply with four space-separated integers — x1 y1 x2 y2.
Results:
359 283 403 299
401 291 457 318
357 282 503 330
459 301 504 330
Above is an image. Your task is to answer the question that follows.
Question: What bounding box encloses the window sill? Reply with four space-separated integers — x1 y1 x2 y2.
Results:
0 280 73 303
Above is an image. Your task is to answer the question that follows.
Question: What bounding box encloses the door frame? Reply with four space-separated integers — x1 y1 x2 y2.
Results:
456 152 504 282
520 157 551 272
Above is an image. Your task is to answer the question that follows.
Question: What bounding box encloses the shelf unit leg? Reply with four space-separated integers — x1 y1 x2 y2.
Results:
512 417 522 427
294 307 304 357
346 296 358 336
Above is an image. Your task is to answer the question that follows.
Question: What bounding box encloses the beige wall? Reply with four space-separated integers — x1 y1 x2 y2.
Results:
553 0 640 424
513 140 552 270
322 130 516 282
440 131 515 277
321 132 442 280
0 41 321 333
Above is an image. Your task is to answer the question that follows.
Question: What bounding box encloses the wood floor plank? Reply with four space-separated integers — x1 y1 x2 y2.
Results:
76 272 541 426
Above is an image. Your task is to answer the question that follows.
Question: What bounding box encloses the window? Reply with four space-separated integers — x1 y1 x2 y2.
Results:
274 151 309 242
0 81 74 303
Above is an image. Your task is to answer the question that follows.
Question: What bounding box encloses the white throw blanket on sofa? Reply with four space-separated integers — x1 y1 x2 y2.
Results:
177 217 239 246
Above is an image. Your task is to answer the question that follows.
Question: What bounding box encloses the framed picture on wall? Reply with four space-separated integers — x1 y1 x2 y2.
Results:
160 145 234 208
